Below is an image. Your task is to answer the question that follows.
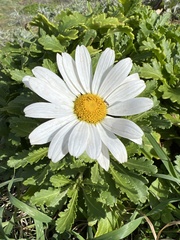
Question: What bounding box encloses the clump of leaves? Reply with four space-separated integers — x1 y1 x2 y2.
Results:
0 0 180 239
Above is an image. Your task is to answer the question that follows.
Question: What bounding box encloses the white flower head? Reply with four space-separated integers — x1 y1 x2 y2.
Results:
23 45 153 171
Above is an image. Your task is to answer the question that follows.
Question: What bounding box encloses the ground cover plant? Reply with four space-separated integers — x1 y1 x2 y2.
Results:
0 0 180 239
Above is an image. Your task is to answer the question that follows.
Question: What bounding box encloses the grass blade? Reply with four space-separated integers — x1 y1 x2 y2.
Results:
34 220 45 240
153 173 180 184
145 133 178 178
9 193 52 223
8 178 52 223
0 207 9 240
92 217 143 240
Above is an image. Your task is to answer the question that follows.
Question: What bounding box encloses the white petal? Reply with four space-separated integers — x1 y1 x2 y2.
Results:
92 48 115 94
29 116 75 145
123 73 141 83
68 121 89 158
23 76 73 105
108 98 153 116
75 45 92 93
32 66 75 100
48 119 78 162
23 76 33 90
102 117 144 140
24 102 72 119
129 138 142 145
97 143 110 171
86 124 102 159
106 80 146 104
57 53 85 95
98 58 132 98
97 124 127 163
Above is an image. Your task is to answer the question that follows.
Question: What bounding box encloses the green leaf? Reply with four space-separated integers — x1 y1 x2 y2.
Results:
8 148 48 169
110 164 148 203
88 14 120 29
95 211 115 237
164 113 180 126
159 84 180 104
82 29 97 46
147 198 180 216
9 116 38 137
83 190 106 220
139 79 157 97
93 217 143 240
56 189 78 233
31 13 58 35
119 0 141 16
99 191 117 206
124 157 157 175
174 155 180 174
31 188 68 207
10 68 32 82
42 59 57 73
91 163 104 185
50 175 73 188
38 35 64 52
140 59 164 81
0 81 9 107
70 230 86 240
149 115 172 130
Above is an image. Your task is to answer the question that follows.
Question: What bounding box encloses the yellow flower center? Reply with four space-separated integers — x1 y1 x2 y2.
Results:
74 93 107 124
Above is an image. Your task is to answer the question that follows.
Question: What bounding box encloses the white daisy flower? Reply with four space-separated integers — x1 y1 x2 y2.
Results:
23 45 153 171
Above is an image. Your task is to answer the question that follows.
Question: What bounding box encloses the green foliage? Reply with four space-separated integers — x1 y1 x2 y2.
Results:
0 0 180 239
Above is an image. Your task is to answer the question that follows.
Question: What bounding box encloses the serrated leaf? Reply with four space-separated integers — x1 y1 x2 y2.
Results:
174 155 180 174
95 211 114 237
91 163 104 185
56 189 78 233
110 165 148 204
139 79 157 97
42 59 57 73
31 13 58 35
140 59 164 81
31 188 68 207
149 115 172 129
38 35 64 52
124 157 157 175
8 148 48 169
159 84 180 104
23 165 49 186
58 29 79 41
9 116 38 137
142 131 161 159
164 113 180 126
56 11 86 31
4 93 31 115
99 191 117 206
50 175 73 188
10 68 32 82
89 14 119 29
82 29 97 46
0 81 9 106
83 190 106 220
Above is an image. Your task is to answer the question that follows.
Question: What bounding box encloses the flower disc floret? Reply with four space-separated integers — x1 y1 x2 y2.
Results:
74 93 107 124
